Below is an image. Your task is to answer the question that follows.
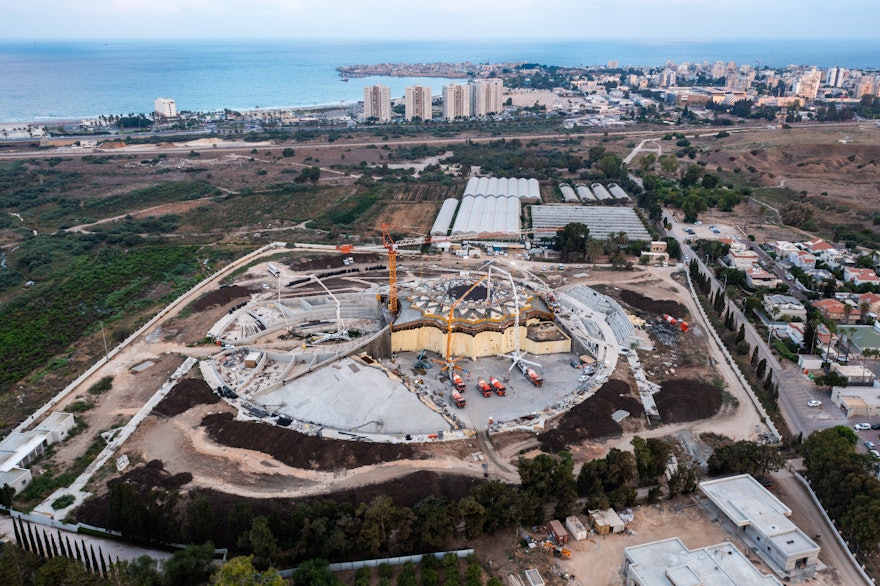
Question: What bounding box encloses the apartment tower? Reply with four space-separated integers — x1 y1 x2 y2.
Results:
404 85 432 121
442 83 471 120
472 79 504 117
363 85 392 122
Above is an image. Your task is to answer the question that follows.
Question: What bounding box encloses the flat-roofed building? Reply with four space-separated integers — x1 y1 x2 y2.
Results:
405 85 432 122
364 85 391 122
623 537 782 586
832 386 880 418
154 97 177 118
699 475 820 580
472 79 504 117
763 294 806 320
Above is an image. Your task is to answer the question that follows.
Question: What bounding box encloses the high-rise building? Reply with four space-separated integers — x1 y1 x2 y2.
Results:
404 85 432 121
825 67 847 88
472 79 504 117
796 69 822 100
154 97 177 118
442 83 471 120
363 85 391 122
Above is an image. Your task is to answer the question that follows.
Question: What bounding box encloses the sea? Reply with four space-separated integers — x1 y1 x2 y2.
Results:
1 39 878 124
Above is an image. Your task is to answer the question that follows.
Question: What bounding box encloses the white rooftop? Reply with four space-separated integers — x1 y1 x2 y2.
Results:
699 475 819 559
530 205 650 241
625 537 782 586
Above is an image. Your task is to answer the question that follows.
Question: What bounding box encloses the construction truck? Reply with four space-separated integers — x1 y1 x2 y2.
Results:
450 372 466 392
451 391 466 408
543 541 571 559
489 376 506 396
477 378 493 397
517 361 544 387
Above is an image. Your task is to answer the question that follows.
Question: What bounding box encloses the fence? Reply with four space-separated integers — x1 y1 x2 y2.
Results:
280 549 476 577
685 262 782 442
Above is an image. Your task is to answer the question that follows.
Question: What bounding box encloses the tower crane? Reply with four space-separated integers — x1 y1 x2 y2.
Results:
354 225 560 314
434 273 490 375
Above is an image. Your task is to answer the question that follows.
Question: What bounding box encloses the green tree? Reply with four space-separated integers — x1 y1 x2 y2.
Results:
282 148 295 158
413 496 454 549
162 542 216 586
659 154 679 176
212 556 285 586
238 517 279 569
681 194 707 223
293 559 342 586
186 497 216 545
106 555 163 586
0 483 15 508
598 154 624 179
553 223 590 262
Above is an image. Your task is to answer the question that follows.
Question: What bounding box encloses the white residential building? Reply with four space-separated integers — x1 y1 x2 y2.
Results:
153 97 177 118
404 85 432 122
699 475 820 580
623 537 782 586
763 294 806 320
472 79 504 117
363 85 392 122
442 83 471 120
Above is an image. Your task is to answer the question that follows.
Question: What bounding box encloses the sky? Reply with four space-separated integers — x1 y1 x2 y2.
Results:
5 0 880 40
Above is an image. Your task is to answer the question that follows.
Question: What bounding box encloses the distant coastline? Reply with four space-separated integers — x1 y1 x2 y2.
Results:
1 39 877 124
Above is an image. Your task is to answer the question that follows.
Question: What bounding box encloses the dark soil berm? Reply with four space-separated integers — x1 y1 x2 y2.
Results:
538 380 643 452
152 378 219 418
202 412 418 470
653 378 722 423
620 289 687 319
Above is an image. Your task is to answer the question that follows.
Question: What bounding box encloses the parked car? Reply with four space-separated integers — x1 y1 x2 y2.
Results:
871 423 880 430
855 423 872 430
866 440 876 450
578 374 590 382
807 400 822 408
871 450 880 459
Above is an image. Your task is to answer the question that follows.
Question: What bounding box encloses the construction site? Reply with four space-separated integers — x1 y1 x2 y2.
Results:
198 237 626 440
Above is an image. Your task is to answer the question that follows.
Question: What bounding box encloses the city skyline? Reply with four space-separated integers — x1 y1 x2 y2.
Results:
5 0 879 41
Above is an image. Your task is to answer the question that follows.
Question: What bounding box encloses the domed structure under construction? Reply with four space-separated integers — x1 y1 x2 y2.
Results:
390 274 570 360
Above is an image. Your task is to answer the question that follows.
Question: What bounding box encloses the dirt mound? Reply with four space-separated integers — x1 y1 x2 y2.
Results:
538 380 643 451
201 412 418 470
191 285 253 311
620 289 687 318
114 459 193 490
291 252 384 272
153 378 219 418
654 378 721 423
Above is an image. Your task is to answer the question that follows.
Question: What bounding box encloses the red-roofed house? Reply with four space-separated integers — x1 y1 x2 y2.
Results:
813 298 860 323
804 238 835 254
787 322 834 350
859 292 880 314
788 250 816 269
843 267 880 286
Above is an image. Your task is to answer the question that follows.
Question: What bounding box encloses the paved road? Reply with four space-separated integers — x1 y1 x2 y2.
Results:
770 468 871 586
663 211 852 438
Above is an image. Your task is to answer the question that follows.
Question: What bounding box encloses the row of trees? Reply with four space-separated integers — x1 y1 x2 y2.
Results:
801 427 880 551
